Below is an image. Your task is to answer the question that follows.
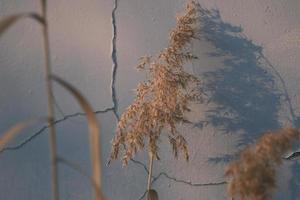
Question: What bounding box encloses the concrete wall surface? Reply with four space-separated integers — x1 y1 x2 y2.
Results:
0 0 300 199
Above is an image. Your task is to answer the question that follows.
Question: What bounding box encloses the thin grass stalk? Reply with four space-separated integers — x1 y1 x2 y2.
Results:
51 75 103 200
147 153 154 191
40 1 59 200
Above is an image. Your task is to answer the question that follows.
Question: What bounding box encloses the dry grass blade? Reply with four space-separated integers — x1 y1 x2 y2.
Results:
0 118 46 151
147 189 159 200
28 13 45 25
51 75 104 200
0 15 24 37
0 13 44 37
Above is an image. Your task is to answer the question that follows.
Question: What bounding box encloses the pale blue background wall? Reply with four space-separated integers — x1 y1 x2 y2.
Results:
0 0 300 199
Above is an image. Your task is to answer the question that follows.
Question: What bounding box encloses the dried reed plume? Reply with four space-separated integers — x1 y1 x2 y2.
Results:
109 1 201 166
226 128 300 200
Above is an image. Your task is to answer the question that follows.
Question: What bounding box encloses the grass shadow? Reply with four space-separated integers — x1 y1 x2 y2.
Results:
193 6 300 198
194 6 282 161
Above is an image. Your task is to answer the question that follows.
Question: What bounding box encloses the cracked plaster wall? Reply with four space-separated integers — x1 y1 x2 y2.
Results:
0 0 300 199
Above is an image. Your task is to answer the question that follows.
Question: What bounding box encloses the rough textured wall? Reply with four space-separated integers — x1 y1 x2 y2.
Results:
0 0 300 199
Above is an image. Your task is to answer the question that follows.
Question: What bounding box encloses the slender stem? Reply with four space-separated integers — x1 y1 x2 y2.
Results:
40 1 59 200
147 153 154 191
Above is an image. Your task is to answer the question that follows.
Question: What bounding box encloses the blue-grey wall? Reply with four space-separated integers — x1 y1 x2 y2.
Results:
0 0 299 199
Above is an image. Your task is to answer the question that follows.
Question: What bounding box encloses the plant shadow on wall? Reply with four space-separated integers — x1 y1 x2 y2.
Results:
195 6 300 199
194 6 282 161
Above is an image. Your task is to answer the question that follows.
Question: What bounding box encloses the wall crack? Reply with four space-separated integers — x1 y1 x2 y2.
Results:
110 0 120 120
137 170 227 200
0 107 115 154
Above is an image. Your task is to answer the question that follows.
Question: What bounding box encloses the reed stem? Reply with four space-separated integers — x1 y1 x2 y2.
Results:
147 153 154 191
40 1 59 200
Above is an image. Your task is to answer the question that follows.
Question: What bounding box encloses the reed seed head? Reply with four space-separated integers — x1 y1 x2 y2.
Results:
109 1 201 165
226 128 300 200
